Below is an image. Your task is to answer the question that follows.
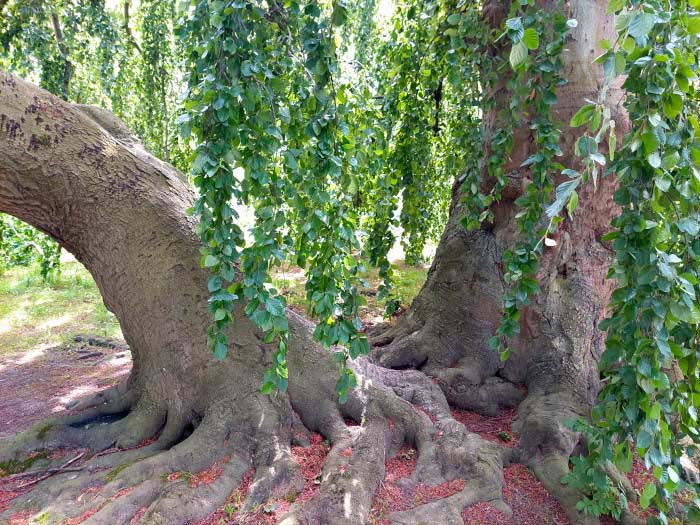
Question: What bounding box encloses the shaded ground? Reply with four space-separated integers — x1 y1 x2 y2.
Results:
0 337 131 440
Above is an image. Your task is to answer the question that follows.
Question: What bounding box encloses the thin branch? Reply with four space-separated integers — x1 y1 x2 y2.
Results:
4 466 83 481
51 12 72 100
11 450 87 489
123 0 142 53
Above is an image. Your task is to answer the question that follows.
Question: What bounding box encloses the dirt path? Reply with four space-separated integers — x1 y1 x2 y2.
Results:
0 337 130 439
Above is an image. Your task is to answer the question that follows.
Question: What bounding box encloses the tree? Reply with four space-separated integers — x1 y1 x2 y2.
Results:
0 70 505 525
1 0 699 524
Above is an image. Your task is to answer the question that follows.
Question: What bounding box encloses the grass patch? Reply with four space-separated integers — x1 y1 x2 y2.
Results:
0 256 425 360
0 258 122 355
271 260 428 321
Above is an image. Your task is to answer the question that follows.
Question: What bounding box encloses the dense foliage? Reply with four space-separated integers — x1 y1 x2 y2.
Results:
564 1 700 521
2 0 700 520
0 215 61 279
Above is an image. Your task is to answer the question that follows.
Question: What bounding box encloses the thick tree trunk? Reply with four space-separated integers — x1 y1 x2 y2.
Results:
0 72 509 525
371 1 634 523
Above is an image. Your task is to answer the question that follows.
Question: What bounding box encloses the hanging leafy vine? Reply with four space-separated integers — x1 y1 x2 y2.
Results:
560 1 700 521
178 0 371 400
457 0 575 360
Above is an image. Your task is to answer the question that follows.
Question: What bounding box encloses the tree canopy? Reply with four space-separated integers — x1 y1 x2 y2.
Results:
2 0 700 521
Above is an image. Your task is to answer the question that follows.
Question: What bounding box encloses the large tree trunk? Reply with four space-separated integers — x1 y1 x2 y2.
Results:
0 1 638 523
371 1 633 523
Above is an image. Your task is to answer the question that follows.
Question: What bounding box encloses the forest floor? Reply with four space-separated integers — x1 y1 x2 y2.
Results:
0 258 635 524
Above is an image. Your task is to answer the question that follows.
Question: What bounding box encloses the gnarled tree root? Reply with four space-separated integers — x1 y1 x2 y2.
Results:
1 349 517 525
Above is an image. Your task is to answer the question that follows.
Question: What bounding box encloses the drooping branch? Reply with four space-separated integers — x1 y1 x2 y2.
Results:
123 0 143 53
50 12 72 100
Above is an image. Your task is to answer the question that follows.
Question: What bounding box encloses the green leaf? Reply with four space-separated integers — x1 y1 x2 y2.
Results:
213 341 227 360
688 17 700 35
203 254 219 268
509 42 528 69
522 28 539 50
677 218 700 236
668 466 680 484
648 152 661 169
546 178 581 218
640 482 656 509
607 0 625 13
636 430 653 449
570 104 596 128
628 13 656 39
331 0 347 26
208 276 222 292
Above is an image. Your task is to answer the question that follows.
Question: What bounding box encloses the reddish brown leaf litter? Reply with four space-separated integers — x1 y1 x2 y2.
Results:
462 464 570 525
167 458 227 488
626 457 658 522
7 510 33 525
450 407 518 447
129 505 149 524
62 508 99 525
367 407 573 524
291 431 329 503
368 446 418 522
628 456 656 492
368 447 466 524
192 468 255 525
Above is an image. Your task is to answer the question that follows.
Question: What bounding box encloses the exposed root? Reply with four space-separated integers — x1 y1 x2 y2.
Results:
2 393 318 525
280 409 387 524
0 388 150 465
388 480 508 525
131 459 250 525
528 454 600 525
280 347 511 525
64 382 134 413
371 329 430 370
431 370 524 416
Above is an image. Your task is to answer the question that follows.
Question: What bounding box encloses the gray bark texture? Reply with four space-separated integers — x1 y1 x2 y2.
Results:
0 1 641 523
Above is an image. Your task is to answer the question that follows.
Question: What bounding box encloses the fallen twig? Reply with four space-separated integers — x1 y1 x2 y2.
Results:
10 450 87 489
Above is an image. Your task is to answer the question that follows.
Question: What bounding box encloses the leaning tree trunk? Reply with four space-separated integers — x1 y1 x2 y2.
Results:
0 72 513 525
371 0 633 523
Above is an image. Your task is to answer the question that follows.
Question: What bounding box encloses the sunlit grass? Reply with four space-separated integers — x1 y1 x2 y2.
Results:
271 260 428 321
0 259 122 355
0 256 426 357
